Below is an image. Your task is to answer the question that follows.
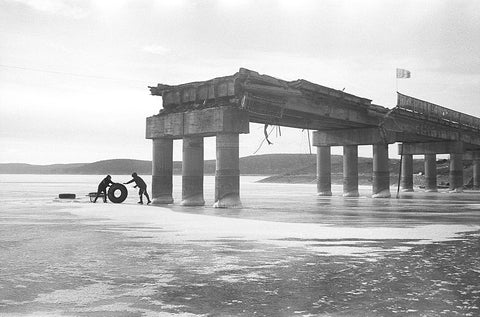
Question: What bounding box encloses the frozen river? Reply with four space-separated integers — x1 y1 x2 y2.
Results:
1 174 479 316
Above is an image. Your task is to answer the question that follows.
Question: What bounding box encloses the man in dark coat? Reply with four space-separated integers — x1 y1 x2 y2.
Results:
93 175 114 203
124 172 151 204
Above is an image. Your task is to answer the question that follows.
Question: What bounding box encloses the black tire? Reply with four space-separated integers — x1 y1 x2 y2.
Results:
107 183 128 203
59 193 76 199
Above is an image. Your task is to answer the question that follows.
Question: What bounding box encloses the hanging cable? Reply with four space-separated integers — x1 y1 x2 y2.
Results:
264 124 273 145
253 125 275 154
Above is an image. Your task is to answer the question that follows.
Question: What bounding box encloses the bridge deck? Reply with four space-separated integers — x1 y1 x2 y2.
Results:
149 68 480 147
150 68 381 131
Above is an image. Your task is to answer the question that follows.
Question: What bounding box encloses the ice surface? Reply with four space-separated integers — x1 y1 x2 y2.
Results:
2 174 480 316
70 202 478 256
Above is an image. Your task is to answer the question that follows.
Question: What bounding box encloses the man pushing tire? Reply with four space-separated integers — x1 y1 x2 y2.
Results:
92 175 128 204
124 172 151 204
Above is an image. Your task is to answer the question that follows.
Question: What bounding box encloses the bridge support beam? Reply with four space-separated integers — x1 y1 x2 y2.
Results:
343 145 359 197
214 133 242 208
147 106 249 207
316 146 332 196
400 141 464 155
372 144 391 198
313 127 395 147
181 136 205 206
400 154 414 192
152 138 174 204
449 153 464 192
424 154 438 192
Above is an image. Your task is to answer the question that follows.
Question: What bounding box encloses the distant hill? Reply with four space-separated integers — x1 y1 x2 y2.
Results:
0 163 85 174
0 154 320 175
0 154 470 185
239 154 316 175
67 159 154 175
0 159 156 175
256 154 469 186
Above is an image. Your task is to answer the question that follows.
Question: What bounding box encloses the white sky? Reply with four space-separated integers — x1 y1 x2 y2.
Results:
1 0 479 164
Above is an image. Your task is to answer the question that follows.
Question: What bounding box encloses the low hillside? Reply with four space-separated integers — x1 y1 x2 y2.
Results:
0 163 85 174
257 156 470 186
0 154 473 187
0 154 320 175
68 159 154 175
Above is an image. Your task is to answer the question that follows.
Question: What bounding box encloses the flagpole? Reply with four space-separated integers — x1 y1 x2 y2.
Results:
395 69 398 107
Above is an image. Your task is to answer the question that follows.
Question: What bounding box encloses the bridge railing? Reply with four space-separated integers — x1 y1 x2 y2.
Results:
397 92 480 131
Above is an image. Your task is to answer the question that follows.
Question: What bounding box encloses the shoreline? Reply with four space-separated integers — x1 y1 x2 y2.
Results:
256 173 454 186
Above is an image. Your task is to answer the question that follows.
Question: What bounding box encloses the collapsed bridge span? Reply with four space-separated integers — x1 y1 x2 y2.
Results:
147 68 480 207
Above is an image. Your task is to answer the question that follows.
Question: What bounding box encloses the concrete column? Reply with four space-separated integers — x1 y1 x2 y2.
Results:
316 146 332 196
343 145 359 197
181 136 205 206
152 138 174 204
372 143 391 198
424 154 438 192
473 158 480 190
400 154 414 192
449 153 464 192
214 133 242 208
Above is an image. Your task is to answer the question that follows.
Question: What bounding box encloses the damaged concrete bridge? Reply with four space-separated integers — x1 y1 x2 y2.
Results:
147 68 480 207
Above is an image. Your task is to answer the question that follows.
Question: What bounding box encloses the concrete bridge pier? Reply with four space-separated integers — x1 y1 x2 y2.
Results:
465 151 480 189
473 153 480 189
181 136 205 206
152 138 174 204
372 143 391 198
313 128 395 198
449 153 464 192
214 133 242 208
400 154 414 192
343 145 359 197
147 106 249 208
401 142 466 193
316 146 332 196
424 154 438 192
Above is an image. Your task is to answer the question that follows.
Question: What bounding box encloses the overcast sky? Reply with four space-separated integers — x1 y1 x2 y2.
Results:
1 0 479 164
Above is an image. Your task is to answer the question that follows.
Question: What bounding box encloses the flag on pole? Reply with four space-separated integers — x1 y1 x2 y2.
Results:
396 68 411 78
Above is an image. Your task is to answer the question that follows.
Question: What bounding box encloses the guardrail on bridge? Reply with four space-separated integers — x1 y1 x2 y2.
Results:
397 92 480 131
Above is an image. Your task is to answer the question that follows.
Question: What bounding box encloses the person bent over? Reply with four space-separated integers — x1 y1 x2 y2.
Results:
124 172 151 204
93 175 114 203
